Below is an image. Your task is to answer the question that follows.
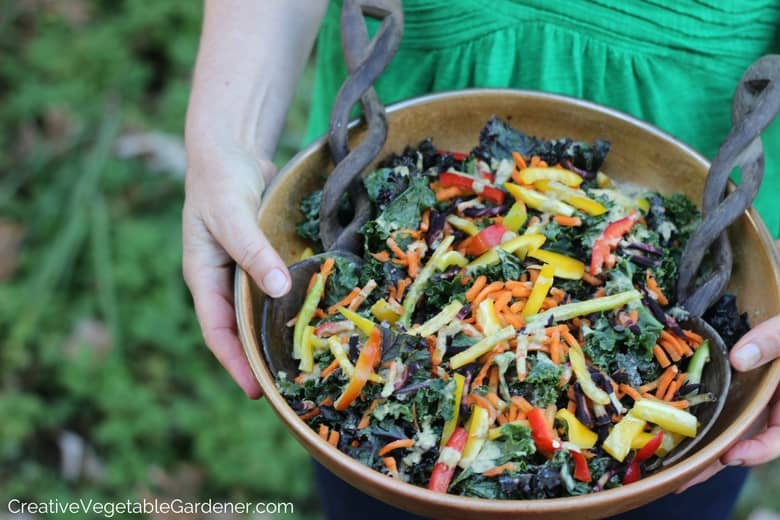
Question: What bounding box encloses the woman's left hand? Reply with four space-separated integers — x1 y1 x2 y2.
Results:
677 312 780 492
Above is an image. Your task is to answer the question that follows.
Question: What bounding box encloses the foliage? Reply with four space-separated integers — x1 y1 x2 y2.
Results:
1 2 317 518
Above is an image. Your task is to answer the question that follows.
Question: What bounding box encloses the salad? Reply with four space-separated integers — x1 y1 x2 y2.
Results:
278 117 723 499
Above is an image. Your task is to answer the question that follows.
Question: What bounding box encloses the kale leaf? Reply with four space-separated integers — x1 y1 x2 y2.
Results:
511 353 563 407
493 423 536 465
470 249 525 282
363 167 410 210
296 190 322 244
324 256 361 308
361 176 436 249
473 116 610 176
703 293 750 349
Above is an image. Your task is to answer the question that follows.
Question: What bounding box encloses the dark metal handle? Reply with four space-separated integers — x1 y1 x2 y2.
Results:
318 0 404 252
677 55 780 316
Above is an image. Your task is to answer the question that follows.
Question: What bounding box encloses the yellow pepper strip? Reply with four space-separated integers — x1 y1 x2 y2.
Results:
656 430 685 457
400 235 455 328
631 430 656 450
299 325 317 372
526 289 642 325
526 249 585 280
569 345 611 405
519 167 583 187
299 247 314 261
555 408 598 449
467 233 546 268
328 337 383 384
293 273 325 360
488 420 530 440
522 264 555 317
603 412 647 462
590 188 649 213
534 180 607 216
446 214 480 236
596 171 614 188
434 250 468 271
459 406 490 469
632 399 698 438
505 182 575 216
370 298 400 324
417 300 464 337
337 306 377 335
476 298 502 336
440 373 466 447
503 201 528 232
636 197 650 212
450 326 516 369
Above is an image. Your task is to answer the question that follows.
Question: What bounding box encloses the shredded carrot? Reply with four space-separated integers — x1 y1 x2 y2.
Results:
299 407 321 421
529 268 540 284
554 215 582 227
581 272 603 286
619 384 643 402
358 400 381 429
488 366 499 394
560 326 580 348
655 366 679 399
483 463 515 477
501 310 524 329
421 210 430 233
496 412 509 426
466 275 488 301
493 291 513 313
473 281 505 308
512 396 534 414
319 396 334 407
472 354 497 388
629 309 639 324
639 379 659 393
313 308 327 319
436 185 468 201
467 394 498 423
294 373 308 384
653 345 671 368
507 404 519 422
328 429 340 447
371 251 391 262
594 287 607 298
487 392 501 408
407 249 421 279
661 330 691 357
550 327 561 364
512 151 528 171
509 300 525 314
319 424 329 440
387 237 407 260
327 288 361 314
382 456 399 476
306 272 318 293
668 400 690 409
664 373 687 401
646 271 669 305
396 278 412 301
378 438 415 456
567 400 577 414
683 329 704 345
321 359 341 379
659 340 682 362
351 440 360 448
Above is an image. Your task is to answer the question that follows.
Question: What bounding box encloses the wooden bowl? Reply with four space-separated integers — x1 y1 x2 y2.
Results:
235 90 780 519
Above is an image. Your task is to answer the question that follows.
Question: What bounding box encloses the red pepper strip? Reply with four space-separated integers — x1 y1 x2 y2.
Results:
636 430 664 463
428 427 468 492
623 430 664 484
528 408 561 457
439 172 506 205
334 328 382 410
589 214 639 275
571 450 592 482
463 224 508 257
437 149 469 161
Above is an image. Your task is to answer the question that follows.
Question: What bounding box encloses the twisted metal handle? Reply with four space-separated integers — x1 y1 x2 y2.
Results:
319 0 404 252
677 55 780 316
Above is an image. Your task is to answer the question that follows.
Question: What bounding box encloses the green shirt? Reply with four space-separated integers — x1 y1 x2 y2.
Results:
307 0 780 237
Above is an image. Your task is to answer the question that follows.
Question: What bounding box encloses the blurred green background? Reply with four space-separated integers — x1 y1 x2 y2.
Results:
0 2 777 519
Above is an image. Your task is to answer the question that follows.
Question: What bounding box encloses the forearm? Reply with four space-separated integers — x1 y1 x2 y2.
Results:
186 0 328 160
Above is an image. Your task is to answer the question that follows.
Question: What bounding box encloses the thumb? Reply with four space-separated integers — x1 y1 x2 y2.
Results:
205 155 291 298
730 315 780 371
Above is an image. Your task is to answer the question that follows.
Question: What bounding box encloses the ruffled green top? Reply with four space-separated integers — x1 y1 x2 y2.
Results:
306 0 780 236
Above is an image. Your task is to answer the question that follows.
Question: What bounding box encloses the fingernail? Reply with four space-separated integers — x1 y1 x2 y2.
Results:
263 268 289 297
727 459 743 467
733 343 760 370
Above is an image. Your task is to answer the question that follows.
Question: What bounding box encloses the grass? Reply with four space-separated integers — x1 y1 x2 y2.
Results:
0 2 776 518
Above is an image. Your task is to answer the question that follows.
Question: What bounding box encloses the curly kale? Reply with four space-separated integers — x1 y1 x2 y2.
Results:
473 116 610 178
324 256 361 308
511 353 563 407
470 249 524 283
703 294 751 349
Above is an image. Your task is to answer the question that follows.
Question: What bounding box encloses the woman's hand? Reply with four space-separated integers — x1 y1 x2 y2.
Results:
182 0 327 398
678 241 780 491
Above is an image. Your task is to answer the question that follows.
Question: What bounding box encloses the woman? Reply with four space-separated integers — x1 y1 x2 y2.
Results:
182 1 780 518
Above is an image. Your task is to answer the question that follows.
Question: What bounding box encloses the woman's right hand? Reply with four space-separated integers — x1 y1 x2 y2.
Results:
182 0 327 398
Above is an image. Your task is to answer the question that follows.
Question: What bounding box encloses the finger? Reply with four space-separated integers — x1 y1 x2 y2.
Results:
183 210 263 399
675 460 725 493
730 315 780 371
721 387 780 466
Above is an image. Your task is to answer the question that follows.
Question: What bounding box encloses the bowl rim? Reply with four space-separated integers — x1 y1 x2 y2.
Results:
235 88 780 516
